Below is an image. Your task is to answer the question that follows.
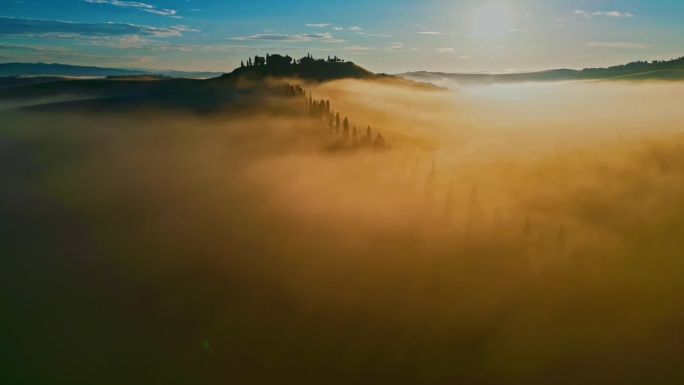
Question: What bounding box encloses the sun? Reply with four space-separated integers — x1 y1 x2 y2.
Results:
470 2 512 39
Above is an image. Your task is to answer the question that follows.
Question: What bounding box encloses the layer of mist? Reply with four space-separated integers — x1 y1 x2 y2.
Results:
3 80 684 384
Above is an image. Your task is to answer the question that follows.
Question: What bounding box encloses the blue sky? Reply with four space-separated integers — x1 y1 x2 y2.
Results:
1 0 683 73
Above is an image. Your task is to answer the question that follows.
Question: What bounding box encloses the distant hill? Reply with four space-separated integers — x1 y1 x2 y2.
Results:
0 62 223 79
401 69 579 86
401 56 684 85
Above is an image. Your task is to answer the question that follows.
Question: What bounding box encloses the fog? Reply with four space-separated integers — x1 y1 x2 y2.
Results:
3 80 684 384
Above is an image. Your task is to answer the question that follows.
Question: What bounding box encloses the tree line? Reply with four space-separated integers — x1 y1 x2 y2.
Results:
283 83 389 151
241 53 346 69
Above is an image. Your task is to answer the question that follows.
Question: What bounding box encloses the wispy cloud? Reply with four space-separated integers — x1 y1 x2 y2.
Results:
418 31 456 36
82 0 181 18
306 23 330 28
574 10 634 19
436 48 455 53
586 41 647 49
0 43 68 52
343 45 372 52
386 42 417 52
230 32 342 43
348 26 362 31
145 9 179 17
0 16 198 38
83 0 152 9
332 27 343 31
365 33 392 38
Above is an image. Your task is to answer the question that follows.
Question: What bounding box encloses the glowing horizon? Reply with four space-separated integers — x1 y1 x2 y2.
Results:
1 0 683 74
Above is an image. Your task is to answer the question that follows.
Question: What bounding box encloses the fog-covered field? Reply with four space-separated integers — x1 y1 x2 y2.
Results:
3 80 684 384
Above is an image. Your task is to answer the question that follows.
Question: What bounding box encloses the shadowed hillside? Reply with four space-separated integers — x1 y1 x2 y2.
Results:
0 54 439 112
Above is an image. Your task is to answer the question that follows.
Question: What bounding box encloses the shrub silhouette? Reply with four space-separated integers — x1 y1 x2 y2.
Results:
266 54 292 67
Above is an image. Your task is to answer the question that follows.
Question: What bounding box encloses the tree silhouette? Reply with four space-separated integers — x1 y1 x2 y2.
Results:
361 126 372 147
373 133 386 151
523 217 532 245
466 185 485 235
317 100 324 121
343 118 350 143
266 54 293 67
493 207 503 244
254 55 266 66
352 126 359 146
557 226 566 254
444 179 454 221
427 159 436 181
335 113 340 132
536 230 545 256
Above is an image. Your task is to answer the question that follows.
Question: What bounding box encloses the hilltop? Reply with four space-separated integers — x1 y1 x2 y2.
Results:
216 53 439 90
217 54 374 83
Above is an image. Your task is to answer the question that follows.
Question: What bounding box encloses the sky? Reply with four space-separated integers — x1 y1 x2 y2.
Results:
1 0 683 73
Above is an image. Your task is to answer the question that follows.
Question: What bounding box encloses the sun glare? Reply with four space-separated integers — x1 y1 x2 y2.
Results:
470 2 512 39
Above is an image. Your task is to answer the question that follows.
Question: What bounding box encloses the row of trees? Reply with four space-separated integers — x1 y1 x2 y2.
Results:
583 56 684 71
283 83 389 151
307 94 388 151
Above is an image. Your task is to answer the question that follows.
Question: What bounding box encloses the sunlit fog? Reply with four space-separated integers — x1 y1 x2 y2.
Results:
4 75 684 383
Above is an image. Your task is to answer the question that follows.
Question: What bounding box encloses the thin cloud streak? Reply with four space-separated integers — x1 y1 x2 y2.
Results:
82 0 181 18
574 10 635 19
586 42 647 49
230 32 343 43
0 17 197 38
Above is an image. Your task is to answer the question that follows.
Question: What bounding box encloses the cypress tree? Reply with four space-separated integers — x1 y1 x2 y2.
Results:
343 118 350 143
